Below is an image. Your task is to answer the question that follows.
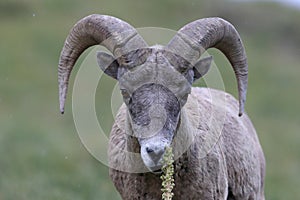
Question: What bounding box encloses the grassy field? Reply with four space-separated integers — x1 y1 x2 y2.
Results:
0 0 299 199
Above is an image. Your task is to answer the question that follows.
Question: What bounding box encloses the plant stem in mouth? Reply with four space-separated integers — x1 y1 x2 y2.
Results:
160 147 175 200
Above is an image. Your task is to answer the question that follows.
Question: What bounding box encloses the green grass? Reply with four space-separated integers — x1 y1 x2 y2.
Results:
0 0 299 199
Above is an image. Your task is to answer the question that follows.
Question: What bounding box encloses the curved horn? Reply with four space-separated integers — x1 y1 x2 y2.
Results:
167 17 248 116
58 14 147 114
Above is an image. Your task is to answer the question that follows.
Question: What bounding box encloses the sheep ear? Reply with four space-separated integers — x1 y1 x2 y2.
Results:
192 56 213 82
97 51 119 80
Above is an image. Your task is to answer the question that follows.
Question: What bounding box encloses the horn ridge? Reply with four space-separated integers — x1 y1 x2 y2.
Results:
167 17 248 116
58 14 147 113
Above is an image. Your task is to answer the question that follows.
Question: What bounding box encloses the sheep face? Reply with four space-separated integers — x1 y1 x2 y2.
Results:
97 46 212 172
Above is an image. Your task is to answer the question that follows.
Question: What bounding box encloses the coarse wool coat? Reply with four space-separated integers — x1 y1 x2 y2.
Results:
108 87 265 200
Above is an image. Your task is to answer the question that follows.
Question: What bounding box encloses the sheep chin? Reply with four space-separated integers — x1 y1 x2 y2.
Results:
141 154 162 169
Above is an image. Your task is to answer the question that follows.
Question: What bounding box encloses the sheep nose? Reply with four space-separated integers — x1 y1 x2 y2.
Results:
146 146 165 163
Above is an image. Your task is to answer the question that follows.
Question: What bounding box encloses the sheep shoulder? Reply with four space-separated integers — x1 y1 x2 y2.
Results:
188 87 265 199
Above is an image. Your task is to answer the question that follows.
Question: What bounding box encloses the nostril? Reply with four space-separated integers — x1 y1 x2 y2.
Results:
146 147 154 154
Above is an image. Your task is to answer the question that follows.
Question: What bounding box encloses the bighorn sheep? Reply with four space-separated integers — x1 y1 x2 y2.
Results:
58 14 265 199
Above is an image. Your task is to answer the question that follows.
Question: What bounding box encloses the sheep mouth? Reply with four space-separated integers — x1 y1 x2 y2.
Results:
148 165 163 174
152 169 163 174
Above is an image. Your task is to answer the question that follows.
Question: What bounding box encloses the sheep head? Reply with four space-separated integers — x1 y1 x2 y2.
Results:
58 14 248 172
97 46 212 172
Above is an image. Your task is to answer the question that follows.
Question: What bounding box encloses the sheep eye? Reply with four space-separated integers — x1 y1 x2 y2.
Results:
182 93 189 101
121 89 130 99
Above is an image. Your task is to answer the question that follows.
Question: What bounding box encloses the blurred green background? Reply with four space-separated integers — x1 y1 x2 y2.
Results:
0 0 299 199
